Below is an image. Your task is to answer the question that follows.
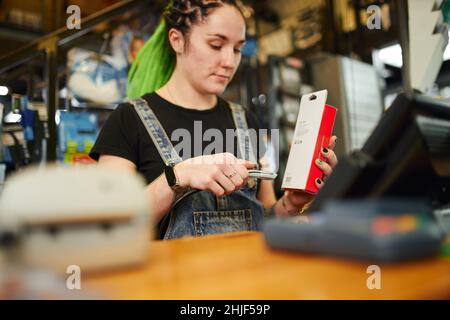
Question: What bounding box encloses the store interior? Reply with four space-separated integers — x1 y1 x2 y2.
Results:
0 0 449 189
0 1 428 174
0 0 449 300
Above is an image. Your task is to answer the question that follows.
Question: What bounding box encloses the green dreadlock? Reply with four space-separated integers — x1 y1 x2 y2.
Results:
127 18 175 99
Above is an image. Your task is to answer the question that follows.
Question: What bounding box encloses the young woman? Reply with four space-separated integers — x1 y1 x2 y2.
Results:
89 0 338 239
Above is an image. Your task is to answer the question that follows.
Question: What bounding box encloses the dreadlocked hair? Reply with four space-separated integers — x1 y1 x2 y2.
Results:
127 0 243 99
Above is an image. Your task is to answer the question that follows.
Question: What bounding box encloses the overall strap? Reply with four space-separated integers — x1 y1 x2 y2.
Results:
228 102 258 165
129 98 182 166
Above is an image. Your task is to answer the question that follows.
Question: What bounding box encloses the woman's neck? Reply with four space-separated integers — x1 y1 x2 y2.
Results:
156 69 217 111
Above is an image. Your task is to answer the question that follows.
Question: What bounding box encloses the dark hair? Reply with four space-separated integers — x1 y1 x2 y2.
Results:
127 0 244 99
165 0 243 36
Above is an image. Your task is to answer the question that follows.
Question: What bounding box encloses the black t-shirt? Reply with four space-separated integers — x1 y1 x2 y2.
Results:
90 92 263 185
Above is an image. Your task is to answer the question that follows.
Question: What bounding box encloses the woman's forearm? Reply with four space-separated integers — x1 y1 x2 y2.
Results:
258 180 303 218
145 173 176 223
273 194 309 218
274 196 290 218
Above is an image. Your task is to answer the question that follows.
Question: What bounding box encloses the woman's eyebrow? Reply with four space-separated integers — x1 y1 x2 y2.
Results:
207 33 246 44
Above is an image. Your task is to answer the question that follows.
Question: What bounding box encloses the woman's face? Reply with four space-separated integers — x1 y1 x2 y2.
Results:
175 5 246 95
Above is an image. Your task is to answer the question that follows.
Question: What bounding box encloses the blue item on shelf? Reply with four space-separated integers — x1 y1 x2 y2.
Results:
242 36 257 57
21 109 36 141
57 111 99 162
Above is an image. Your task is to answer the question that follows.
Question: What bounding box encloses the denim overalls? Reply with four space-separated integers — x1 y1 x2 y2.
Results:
130 98 265 239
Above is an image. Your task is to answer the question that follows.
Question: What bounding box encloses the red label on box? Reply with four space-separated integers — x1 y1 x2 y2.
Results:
282 90 337 194
305 104 337 193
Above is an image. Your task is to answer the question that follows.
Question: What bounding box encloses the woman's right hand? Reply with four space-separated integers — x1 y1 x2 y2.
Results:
174 153 256 197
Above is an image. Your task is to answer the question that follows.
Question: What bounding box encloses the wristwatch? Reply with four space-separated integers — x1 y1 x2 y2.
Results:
164 164 182 191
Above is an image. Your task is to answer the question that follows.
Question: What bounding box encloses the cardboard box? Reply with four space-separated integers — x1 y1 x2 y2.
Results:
282 89 337 194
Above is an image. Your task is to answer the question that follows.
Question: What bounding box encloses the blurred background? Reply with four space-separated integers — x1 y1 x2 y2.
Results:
0 0 449 195
0 0 449 300
1 0 443 187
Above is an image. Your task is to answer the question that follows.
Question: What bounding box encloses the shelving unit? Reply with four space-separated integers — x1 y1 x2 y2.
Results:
0 0 156 165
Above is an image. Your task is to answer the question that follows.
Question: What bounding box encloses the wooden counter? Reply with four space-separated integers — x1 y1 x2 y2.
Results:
83 231 450 299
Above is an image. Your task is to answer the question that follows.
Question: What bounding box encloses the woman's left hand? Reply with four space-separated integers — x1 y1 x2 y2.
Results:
283 136 338 213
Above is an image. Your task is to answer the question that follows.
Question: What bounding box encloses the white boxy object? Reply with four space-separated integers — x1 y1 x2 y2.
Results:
282 90 337 194
0 165 152 273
